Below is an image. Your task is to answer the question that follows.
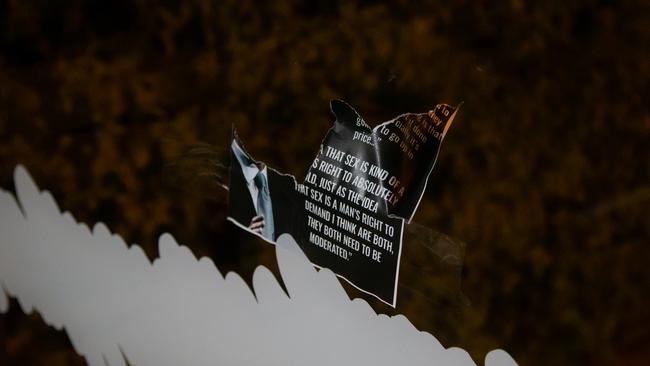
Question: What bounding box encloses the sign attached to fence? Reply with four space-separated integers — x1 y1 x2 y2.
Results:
228 100 459 306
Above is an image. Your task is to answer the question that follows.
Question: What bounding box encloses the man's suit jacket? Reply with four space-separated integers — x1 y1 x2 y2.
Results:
228 150 299 241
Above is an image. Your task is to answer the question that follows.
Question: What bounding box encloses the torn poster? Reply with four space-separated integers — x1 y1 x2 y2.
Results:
227 100 458 306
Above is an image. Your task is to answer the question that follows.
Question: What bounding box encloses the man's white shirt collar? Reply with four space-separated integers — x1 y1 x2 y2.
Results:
231 139 268 184
231 139 271 214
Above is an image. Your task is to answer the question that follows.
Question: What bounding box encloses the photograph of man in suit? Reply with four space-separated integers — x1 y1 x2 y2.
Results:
228 136 299 242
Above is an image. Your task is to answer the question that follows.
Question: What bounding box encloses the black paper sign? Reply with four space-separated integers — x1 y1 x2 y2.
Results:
228 100 458 306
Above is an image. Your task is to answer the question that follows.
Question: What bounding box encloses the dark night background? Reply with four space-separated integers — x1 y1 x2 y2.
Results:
1 0 649 365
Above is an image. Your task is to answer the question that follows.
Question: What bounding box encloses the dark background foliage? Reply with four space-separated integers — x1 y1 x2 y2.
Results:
1 0 649 365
